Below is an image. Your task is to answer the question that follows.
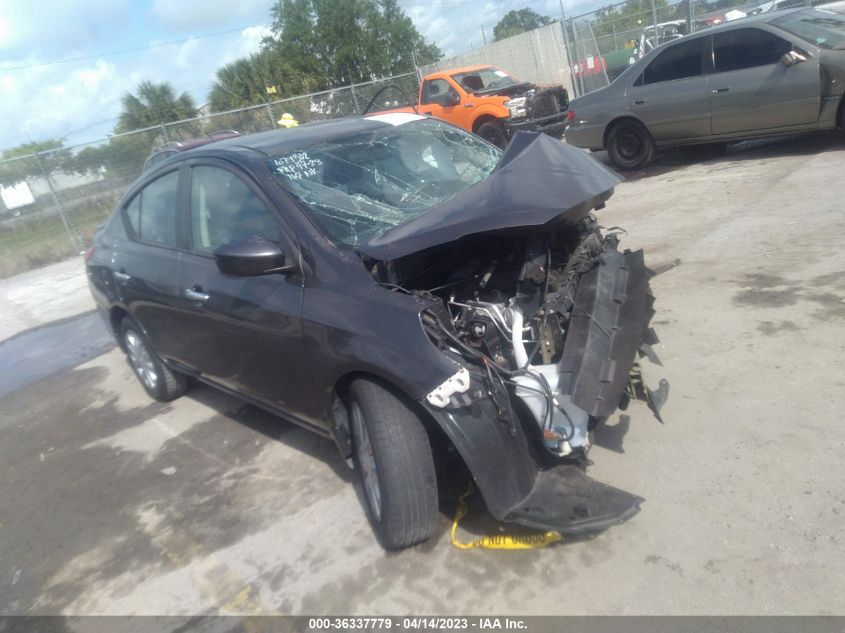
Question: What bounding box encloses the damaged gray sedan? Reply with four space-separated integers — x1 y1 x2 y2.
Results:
87 112 665 551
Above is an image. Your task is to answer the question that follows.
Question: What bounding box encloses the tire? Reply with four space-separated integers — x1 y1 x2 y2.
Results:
607 120 656 170
476 120 508 149
348 378 438 550
119 319 188 402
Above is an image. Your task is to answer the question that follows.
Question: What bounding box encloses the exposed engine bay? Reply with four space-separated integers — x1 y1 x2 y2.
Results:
369 214 666 460
498 84 569 124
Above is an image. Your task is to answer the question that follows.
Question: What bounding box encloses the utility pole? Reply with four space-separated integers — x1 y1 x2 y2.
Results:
482 25 488 46
651 0 659 40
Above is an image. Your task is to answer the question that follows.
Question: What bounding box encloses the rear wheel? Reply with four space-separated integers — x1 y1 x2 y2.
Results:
476 120 508 149
607 120 656 170
120 319 188 402
349 378 438 550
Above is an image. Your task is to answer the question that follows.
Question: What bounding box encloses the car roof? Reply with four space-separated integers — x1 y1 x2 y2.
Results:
429 64 498 78
696 6 805 29
168 114 424 163
640 7 807 53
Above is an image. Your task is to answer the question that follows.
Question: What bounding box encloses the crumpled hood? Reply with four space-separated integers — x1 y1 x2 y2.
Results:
358 131 622 261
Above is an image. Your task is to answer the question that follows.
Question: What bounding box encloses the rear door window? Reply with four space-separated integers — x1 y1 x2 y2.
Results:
643 38 706 84
124 170 179 248
189 165 281 253
713 28 792 73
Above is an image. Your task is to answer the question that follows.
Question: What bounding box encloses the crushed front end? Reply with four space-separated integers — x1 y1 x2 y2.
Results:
361 132 666 535
379 220 663 532
503 85 570 138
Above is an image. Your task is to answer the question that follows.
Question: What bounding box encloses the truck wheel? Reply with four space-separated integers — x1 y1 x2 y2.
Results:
477 121 508 149
349 378 438 550
607 120 656 170
120 319 188 402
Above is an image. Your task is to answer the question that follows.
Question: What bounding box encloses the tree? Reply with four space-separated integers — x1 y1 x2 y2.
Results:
265 0 441 92
493 8 554 41
0 139 73 187
116 81 198 133
208 48 302 112
592 0 671 50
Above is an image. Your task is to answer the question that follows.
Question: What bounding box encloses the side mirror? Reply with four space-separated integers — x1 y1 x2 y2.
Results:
214 236 296 276
781 49 807 67
445 91 461 107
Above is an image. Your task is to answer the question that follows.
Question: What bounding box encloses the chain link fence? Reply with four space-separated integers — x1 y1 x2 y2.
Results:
565 0 826 89
0 73 418 279
419 22 576 96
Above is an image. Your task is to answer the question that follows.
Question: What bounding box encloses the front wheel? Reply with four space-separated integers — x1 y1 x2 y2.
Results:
120 319 188 402
476 120 508 149
349 378 438 550
607 120 656 170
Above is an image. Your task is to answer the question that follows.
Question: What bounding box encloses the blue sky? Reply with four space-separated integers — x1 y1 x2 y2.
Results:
0 0 586 151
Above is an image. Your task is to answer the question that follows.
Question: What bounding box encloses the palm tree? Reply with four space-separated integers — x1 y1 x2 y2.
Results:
208 49 304 112
116 81 199 133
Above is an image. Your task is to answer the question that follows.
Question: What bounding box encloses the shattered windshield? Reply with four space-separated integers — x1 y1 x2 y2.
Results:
451 68 520 93
266 118 502 249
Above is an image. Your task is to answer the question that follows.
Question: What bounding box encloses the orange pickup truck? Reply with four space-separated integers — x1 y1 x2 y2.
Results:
369 65 570 148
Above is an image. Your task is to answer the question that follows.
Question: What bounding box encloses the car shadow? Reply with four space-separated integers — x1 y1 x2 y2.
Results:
181 380 633 551
182 381 354 484
588 130 845 181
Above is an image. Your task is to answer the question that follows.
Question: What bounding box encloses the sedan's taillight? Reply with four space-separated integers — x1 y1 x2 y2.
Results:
84 246 95 262
566 110 576 122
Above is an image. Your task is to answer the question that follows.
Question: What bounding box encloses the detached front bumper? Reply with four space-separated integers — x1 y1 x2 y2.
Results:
506 464 644 534
426 397 644 534
505 112 569 139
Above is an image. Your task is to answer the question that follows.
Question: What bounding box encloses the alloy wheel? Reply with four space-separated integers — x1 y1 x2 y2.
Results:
125 330 158 391
351 401 382 522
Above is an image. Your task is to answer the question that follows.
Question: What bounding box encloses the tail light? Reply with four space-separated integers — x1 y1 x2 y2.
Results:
566 110 576 122
84 246 95 262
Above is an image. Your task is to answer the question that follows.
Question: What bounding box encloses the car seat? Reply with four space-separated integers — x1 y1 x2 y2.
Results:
461 75 484 92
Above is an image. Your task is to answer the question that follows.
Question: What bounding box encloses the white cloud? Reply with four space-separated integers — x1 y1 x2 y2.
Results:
150 0 273 31
0 0 132 58
238 25 272 54
403 0 569 56
0 23 271 149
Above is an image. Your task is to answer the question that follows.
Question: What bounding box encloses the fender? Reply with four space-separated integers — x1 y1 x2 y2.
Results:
422 387 644 534
471 105 509 132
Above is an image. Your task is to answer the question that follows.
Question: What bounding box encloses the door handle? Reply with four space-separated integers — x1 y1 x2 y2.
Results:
184 287 210 302
113 270 131 283
464 103 474 108
712 87 730 94
632 99 645 106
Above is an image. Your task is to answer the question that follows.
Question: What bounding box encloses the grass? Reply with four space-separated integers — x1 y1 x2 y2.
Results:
0 197 117 280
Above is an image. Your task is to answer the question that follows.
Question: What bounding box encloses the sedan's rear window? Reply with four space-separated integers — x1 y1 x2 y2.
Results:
266 118 501 249
772 9 845 50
